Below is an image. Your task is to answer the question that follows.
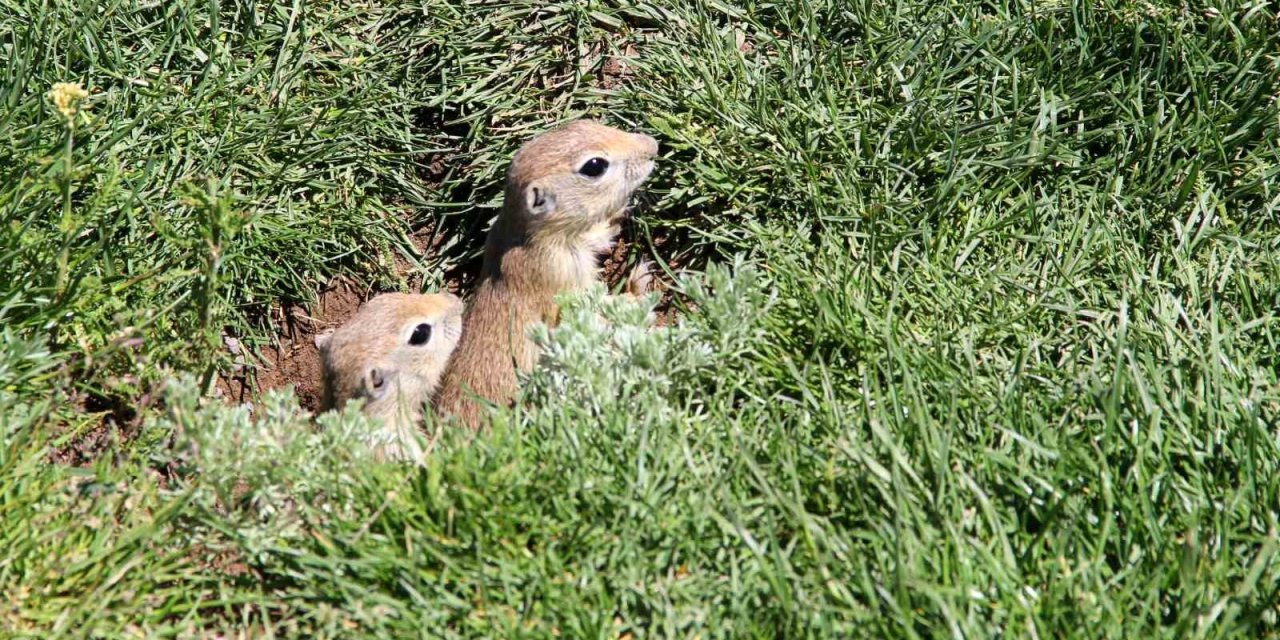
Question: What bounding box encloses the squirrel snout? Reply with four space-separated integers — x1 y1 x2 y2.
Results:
635 133 659 158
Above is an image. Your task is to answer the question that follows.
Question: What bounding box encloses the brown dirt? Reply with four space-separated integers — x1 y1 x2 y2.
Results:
601 222 682 328
643 228 686 328
392 218 451 294
599 43 639 90
48 333 162 468
215 217 480 414
188 542 252 579
48 390 142 467
600 232 635 287
216 279 365 412
222 212 681 416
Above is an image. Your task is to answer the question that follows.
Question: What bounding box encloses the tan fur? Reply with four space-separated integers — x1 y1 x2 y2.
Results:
435 120 659 428
317 292 463 460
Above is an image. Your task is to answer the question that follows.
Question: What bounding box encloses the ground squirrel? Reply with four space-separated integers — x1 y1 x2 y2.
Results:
435 119 659 427
316 292 463 460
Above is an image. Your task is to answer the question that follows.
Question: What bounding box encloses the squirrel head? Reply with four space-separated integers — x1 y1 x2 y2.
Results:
317 292 464 431
502 120 659 242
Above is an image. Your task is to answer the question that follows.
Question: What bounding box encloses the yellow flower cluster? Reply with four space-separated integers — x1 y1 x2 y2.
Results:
47 82 89 121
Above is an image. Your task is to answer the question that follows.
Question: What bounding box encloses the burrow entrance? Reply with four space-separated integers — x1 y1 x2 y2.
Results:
221 216 680 414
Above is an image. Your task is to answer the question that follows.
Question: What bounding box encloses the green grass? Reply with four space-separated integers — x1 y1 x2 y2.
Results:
3 0 1280 637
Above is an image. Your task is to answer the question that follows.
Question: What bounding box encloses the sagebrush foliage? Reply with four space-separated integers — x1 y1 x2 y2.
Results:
160 378 401 561
525 259 771 425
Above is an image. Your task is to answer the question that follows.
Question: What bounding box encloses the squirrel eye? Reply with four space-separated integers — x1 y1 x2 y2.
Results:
578 157 609 178
408 323 432 346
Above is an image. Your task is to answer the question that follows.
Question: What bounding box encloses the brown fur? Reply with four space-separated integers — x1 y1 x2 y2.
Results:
435 120 659 428
317 292 463 460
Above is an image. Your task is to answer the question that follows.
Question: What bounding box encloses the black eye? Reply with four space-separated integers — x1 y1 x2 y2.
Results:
578 157 609 177
408 323 432 346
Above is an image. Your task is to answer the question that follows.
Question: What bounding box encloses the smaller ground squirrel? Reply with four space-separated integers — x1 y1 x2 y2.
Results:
316 292 463 460
435 119 659 428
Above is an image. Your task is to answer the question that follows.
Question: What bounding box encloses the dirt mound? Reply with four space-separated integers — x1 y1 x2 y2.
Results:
217 219 462 411
217 278 364 412
225 216 679 412
602 227 682 328
49 391 142 467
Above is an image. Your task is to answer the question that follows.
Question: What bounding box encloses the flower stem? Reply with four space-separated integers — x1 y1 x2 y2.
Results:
55 121 74 300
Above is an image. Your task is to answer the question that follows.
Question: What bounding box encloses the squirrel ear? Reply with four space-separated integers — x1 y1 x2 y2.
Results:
524 182 557 216
314 329 334 350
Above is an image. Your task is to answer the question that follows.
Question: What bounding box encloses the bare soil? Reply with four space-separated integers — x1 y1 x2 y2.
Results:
216 278 365 412
215 216 484 412
49 391 141 467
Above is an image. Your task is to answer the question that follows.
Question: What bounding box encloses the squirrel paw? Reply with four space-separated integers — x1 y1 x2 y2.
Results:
625 259 656 298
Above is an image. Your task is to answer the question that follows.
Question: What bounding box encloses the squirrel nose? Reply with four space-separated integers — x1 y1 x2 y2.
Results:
635 133 659 158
